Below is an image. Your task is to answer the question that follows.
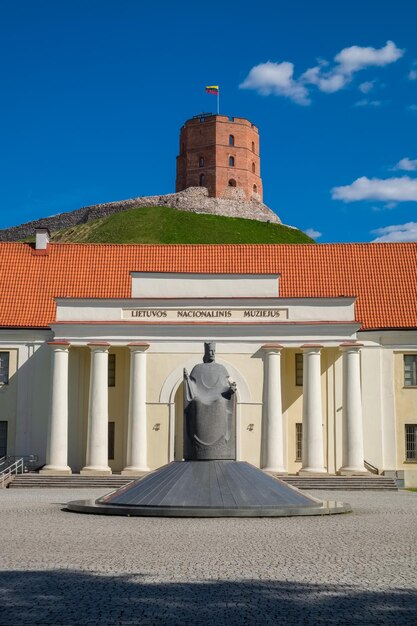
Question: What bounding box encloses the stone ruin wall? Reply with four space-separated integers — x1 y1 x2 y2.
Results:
0 187 281 241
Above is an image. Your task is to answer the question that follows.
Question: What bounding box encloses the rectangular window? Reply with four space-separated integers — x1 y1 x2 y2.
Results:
108 421 115 460
0 421 8 457
295 353 303 386
295 423 302 461
108 354 116 387
405 425 417 461
0 352 10 385
404 355 417 387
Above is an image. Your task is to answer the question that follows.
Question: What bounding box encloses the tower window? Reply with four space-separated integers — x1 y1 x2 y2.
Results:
199 173 205 186
228 179 236 187
252 141 255 152
199 156 204 167
229 156 235 167
229 135 235 146
253 184 257 194
181 142 185 155
252 162 255 173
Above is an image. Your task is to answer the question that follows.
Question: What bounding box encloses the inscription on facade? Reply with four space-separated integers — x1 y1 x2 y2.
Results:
122 308 288 322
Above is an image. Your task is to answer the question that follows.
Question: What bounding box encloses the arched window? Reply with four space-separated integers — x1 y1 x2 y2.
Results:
228 179 236 187
252 162 255 173
199 173 205 186
253 184 257 193
229 156 235 167
252 141 255 152
229 134 235 146
199 156 204 167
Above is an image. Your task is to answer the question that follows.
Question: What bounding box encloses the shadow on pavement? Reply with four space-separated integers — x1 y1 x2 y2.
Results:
0 569 415 625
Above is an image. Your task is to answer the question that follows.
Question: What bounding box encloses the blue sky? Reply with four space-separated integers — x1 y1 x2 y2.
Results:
1 0 417 242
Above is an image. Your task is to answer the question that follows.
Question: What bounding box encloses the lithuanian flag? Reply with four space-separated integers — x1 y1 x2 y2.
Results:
206 85 219 95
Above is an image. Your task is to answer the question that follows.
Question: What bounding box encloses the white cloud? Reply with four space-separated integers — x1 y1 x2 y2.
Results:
409 69 417 80
407 104 417 111
240 41 404 105
332 176 417 202
354 98 382 107
371 222 417 242
239 61 310 105
358 80 375 93
305 228 322 239
392 157 417 171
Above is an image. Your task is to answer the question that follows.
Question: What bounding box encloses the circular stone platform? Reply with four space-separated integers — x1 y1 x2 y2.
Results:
66 461 351 517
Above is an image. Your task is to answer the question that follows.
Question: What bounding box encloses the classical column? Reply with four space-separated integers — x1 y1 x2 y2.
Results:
41 341 72 475
300 345 327 474
81 343 112 475
339 343 367 475
262 345 286 473
122 343 150 475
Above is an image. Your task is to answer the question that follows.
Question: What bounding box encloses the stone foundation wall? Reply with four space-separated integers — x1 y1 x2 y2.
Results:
0 187 281 241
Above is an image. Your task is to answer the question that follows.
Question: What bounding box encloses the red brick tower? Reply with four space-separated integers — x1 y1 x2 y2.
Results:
176 114 263 202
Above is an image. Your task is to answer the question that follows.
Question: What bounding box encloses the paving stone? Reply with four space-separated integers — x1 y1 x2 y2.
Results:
1 488 416 624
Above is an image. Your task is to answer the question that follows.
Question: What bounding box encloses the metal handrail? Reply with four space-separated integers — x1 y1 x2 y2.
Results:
364 459 379 475
0 457 24 488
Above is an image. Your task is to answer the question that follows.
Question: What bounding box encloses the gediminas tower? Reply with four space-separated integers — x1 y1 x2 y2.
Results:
176 113 263 202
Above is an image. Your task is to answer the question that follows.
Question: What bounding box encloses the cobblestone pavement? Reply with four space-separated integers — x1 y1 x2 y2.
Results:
1 488 417 625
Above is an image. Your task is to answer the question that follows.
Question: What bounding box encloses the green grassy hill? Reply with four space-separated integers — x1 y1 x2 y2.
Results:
52 206 313 244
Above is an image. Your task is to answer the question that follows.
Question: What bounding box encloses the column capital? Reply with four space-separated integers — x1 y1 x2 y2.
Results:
48 341 70 348
339 342 363 352
127 342 150 352
87 342 110 352
301 344 323 353
261 344 283 354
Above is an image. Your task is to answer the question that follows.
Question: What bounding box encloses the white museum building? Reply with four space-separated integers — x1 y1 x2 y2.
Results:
0 232 416 485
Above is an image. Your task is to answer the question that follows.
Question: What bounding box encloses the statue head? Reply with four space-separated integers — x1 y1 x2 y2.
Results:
203 342 216 363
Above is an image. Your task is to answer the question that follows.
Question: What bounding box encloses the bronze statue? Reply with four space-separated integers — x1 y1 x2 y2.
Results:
183 342 236 460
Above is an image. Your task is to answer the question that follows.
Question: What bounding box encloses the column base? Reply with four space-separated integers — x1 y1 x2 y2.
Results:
298 468 328 475
338 467 369 476
121 467 150 477
262 468 288 476
40 466 72 476
80 467 112 476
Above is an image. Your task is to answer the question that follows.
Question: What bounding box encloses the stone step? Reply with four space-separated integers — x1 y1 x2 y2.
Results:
8 474 134 489
8 473 398 490
281 476 398 490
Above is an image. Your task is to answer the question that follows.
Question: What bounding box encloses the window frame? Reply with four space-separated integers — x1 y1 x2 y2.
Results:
295 353 303 387
0 352 10 385
295 423 302 461
229 134 235 146
108 353 116 387
404 354 417 387
405 424 417 462
229 156 235 167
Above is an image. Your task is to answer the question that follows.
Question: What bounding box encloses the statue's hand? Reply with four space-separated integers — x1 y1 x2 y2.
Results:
183 368 189 379
229 381 237 394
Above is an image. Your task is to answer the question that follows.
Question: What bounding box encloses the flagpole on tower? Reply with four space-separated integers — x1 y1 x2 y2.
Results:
217 86 220 114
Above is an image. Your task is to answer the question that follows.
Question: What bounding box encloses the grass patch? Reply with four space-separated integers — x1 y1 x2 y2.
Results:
51 206 314 244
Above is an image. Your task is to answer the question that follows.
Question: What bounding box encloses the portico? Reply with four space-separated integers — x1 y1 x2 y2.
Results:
40 272 366 477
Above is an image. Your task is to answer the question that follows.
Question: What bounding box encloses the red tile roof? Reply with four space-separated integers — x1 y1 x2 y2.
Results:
0 243 416 330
